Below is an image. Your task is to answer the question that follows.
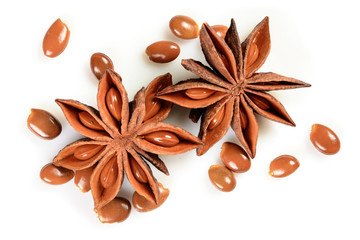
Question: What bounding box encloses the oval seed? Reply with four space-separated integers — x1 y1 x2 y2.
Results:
97 197 131 223
40 163 74 185
248 93 270 110
212 25 228 39
169 15 199 39
247 42 259 67
144 93 161 121
144 131 180 147
73 144 104 160
185 88 216 100
27 108 62 139
106 87 122 121
208 164 236 192
42 18 70 58
310 124 340 155
100 156 118 188
145 41 180 63
220 142 251 173
208 106 225 130
78 111 104 130
269 155 299 178
90 52 114 80
129 156 148 183
132 183 169 212
74 165 96 193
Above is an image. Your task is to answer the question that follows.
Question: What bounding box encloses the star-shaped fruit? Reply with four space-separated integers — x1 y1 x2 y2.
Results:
52 69 201 211
157 17 310 158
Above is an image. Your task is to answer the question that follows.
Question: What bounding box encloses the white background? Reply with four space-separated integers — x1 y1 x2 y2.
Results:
1 0 359 239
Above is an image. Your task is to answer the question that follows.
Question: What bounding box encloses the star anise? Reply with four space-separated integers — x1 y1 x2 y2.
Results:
52 69 201 211
157 17 310 158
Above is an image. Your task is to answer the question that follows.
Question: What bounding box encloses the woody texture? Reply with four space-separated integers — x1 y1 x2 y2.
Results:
157 17 310 158
52 69 201 212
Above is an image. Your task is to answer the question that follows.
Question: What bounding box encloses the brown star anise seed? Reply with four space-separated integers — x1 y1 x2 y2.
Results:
53 69 201 210
157 17 310 158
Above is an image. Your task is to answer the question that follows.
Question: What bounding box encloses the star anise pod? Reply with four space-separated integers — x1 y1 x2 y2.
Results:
157 17 310 158
52 69 201 211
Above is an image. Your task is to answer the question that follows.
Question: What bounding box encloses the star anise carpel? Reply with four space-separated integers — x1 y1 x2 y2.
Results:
157 17 311 158
52 69 201 211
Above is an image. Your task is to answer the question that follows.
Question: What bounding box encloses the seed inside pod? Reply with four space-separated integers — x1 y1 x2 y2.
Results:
185 88 216 100
42 18 70 58
144 93 161 121
220 142 251 173
97 197 131 223
90 52 114 80
78 111 104 130
144 131 180 147
208 164 236 192
211 25 228 39
129 156 148 183
106 87 122 121
27 108 62 140
269 155 299 178
73 144 104 160
169 15 199 39
40 163 74 185
248 93 270 110
132 183 169 212
100 156 118 188
247 42 259 68
208 106 225 130
310 124 340 155
145 41 180 63
74 165 96 193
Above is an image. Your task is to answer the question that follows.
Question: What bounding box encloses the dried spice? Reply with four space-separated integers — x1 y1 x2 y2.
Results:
52 69 201 212
157 17 310 158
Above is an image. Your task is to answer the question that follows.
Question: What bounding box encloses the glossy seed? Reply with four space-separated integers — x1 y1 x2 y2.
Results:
132 182 169 212
145 41 180 63
106 88 122 121
90 53 114 80
97 197 131 223
212 25 228 39
73 144 104 160
129 156 148 183
27 108 62 139
246 42 259 68
144 93 161 121
208 164 236 192
310 124 340 155
208 106 225 130
269 155 299 178
74 165 96 193
169 15 199 39
42 18 70 58
40 163 74 185
185 88 216 100
100 156 118 188
78 111 104 130
220 142 251 173
144 131 180 147
248 93 270 110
